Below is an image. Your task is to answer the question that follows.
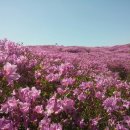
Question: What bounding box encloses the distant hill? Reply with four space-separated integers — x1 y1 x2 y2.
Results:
27 43 130 54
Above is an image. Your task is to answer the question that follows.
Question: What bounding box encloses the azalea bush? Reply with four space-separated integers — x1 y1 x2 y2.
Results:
0 39 130 130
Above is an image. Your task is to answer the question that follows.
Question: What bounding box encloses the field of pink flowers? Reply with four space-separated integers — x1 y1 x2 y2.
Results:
0 39 130 130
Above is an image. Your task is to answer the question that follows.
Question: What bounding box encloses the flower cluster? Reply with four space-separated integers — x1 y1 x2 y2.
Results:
0 39 130 129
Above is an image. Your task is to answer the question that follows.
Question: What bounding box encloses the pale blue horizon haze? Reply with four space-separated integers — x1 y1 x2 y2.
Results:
0 0 130 47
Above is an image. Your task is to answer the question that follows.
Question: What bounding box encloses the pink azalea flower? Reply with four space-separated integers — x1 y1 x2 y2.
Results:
39 117 62 130
1 97 19 113
0 118 14 130
61 98 75 110
57 87 67 95
50 123 62 130
16 55 27 64
7 97 19 111
29 87 41 101
116 123 128 130
35 70 41 79
19 87 41 102
95 91 105 100
46 73 60 82
103 96 120 112
61 77 75 87
34 105 43 114
3 62 20 85
124 116 130 127
18 87 30 102
59 62 74 75
39 117 51 130
19 102 30 113
45 94 63 116
78 92 86 101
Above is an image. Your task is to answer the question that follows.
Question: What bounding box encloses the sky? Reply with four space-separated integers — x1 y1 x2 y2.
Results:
0 0 130 47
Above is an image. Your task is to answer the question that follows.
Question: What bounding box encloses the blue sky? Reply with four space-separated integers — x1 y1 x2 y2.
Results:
0 0 130 46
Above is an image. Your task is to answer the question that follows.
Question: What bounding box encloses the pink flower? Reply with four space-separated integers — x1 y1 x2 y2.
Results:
57 87 67 95
61 77 75 87
59 62 74 75
16 55 27 64
57 87 65 95
19 87 41 102
0 118 14 130
7 97 19 111
79 118 85 128
3 62 20 85
73 88 80 96
124 116 130 127
95 91 105 100
78 93 86 101
91 116 101 126
61 98 75 110
79 82 93 90
39 117 62 130
19 102 30 113
103 97 120 112
46 73 60 82
1 97 19 113
34 105 43 114
45 94 63 116
29 87 41 101
39 117 51 130
35 70 41 79
0 103 9 113
116 123 128 130
19 87 30 102
122 100 130 109
50 123 62 130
